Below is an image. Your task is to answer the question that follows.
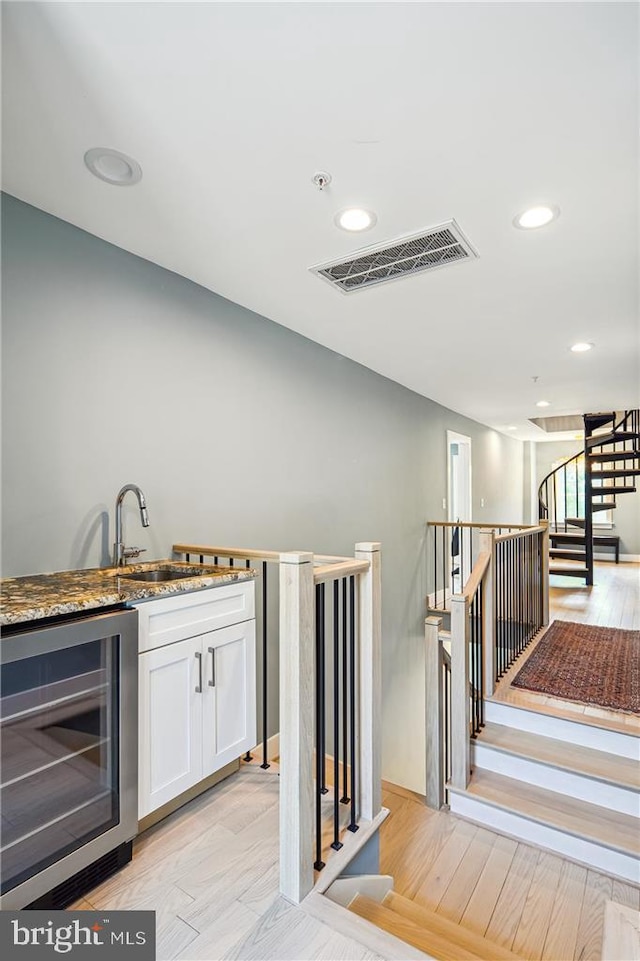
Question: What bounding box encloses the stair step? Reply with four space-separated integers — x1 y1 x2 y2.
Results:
549 548 586 560
592 468 640 479
549 565 588 577
589 450 640 462
484 700 640 757
448 769 640 882
383 892 520 961
585 412 617 430
549 533 586 544
475 723 640 790
563 518 586 528
587 431 640 449
348 893 518 961
591 485 636 495
472 723 639 815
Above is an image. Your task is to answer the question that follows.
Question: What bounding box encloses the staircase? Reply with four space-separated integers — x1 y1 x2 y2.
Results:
538 409 640 585
447 699 640 885
348 890 521 960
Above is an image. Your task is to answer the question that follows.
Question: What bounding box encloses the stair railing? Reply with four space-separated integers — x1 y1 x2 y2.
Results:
427 521 532 614
279 543 382 903
425 523 548 806
538 451 584 532
173 540 382 904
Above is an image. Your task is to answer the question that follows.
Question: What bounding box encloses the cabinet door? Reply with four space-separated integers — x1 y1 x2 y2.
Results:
202 621 256 775
138 635 203 818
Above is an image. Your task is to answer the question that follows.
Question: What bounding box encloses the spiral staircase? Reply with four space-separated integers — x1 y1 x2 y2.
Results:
538 409 640 585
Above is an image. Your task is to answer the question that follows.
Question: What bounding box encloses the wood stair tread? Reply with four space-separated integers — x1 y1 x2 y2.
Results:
549 565 588 577
548 548 586 559
449 769 640 857
589 450 640 462
475 721 640 791
592 468 640 478
587 431 640 448
384 892 521 961
348 893 521 961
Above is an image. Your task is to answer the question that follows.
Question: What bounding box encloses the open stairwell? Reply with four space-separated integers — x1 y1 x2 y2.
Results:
447 698 640 885
348 890 521 961
539 408 640 585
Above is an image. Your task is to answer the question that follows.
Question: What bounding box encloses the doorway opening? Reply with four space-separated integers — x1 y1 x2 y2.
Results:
447 431 472 592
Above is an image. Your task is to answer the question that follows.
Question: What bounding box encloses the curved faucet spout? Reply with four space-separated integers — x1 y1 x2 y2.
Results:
114 484 150 566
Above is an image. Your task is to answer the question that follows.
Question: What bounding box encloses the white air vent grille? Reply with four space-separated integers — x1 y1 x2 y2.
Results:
310 221 477 293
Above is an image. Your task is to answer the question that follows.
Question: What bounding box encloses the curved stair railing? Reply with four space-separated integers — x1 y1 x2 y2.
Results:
538 408 640 585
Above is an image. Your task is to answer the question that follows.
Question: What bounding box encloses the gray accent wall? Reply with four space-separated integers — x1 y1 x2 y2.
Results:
1 194 524 792
536 440 640 557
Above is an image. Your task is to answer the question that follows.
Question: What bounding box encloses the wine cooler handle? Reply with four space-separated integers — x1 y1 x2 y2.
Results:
208 647 216 687
195 651 203 693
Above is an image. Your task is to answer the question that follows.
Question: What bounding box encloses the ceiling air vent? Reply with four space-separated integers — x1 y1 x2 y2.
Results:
310 220 478 294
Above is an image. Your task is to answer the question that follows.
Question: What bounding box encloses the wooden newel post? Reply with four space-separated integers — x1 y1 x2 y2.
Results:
355 542 382 823
450 594 471 790
540 520 550 627
279 551 315 903
478 529 496 698
425 616 445 809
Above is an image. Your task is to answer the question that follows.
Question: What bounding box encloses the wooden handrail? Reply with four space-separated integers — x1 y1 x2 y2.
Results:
173 543 282 563
494 524 546 543
427 521 532 530
458 551 490 600
313 559 370 584
174 544 363 568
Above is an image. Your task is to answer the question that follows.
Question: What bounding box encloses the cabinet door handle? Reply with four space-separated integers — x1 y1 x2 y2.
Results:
208 647 216 687
195 651 203 693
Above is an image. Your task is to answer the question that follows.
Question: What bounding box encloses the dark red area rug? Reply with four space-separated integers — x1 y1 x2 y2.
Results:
511 619 640 714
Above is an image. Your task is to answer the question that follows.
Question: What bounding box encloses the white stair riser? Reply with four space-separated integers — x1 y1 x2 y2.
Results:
472 744 640 818
485 701 639 761
325 875 393 908
449 792 640 885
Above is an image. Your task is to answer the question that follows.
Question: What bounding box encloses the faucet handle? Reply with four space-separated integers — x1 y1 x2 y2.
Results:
123 547 147 560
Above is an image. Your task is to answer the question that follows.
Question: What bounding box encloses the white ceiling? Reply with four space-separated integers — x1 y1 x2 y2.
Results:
3 1 639 441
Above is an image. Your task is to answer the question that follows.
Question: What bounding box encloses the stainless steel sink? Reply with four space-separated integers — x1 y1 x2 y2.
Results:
117 569 200 583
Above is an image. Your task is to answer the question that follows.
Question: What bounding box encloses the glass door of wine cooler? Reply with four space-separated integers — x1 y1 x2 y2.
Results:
0 608 138 907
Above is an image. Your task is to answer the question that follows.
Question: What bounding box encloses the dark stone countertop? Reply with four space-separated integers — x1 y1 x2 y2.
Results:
0 559 257 626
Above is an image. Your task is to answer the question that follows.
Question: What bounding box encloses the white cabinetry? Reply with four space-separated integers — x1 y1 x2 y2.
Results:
136 582 256 819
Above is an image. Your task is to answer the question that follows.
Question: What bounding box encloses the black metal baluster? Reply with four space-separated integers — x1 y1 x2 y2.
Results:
348 576 359 833
214 556 218 565
319 583 328 795
199 553 204 564
331 579 342 850
479 585 485 727
341 577 349 804
442 526 446 609
230 557 234 567
314 583 325 871
436 527 439 612
185 553 190 563
260 561 270 768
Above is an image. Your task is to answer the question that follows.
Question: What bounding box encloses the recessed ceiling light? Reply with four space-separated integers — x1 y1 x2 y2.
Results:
335 208 377 232
507 426 518 431
84 147 142 186
570 342 594 353
513 205 560 230
536 400 551 408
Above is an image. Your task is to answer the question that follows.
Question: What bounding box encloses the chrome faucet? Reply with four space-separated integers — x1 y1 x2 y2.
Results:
113 484 150 566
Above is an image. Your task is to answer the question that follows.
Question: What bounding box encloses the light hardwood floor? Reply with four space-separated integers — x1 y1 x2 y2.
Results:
67 760 639 960
379 781 639 961
65 562 639 959
491 561 640 734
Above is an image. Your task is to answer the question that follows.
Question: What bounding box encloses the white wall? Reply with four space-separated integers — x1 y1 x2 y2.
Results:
1 195 524 792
